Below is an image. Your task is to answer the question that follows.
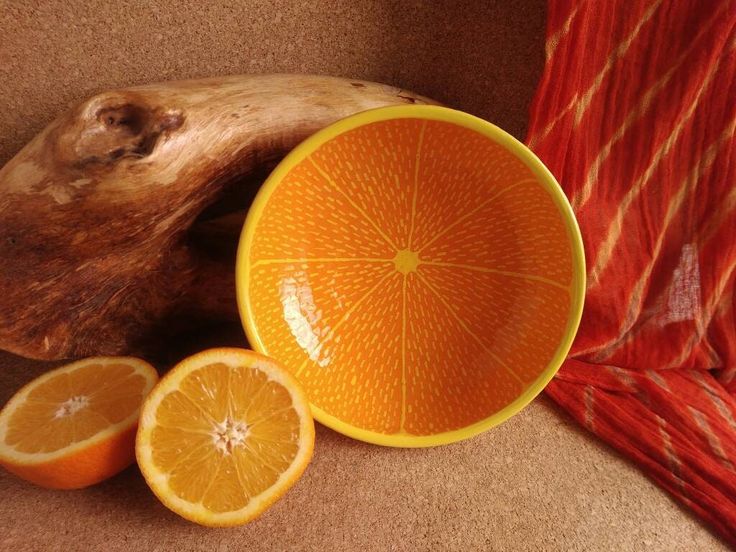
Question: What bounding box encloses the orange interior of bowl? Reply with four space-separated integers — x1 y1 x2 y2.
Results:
237 106 584 447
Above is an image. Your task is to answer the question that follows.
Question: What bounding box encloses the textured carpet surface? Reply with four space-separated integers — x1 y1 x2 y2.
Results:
0 1 727 550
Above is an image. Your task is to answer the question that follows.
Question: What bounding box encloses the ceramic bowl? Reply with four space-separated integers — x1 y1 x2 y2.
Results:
236 105 584 447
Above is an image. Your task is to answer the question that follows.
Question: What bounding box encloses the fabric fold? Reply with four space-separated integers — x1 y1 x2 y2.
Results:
527 0 736 545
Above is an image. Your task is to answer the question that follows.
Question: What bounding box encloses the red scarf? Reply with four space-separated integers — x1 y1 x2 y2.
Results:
528 0 736 544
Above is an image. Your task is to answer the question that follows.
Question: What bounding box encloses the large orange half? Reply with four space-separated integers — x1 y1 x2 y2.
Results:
237 105 585 447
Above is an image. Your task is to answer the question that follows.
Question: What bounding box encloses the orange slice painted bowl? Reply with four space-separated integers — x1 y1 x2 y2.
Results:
236 105 585 447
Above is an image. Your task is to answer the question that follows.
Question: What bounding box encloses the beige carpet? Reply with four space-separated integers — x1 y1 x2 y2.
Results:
0 1 726 550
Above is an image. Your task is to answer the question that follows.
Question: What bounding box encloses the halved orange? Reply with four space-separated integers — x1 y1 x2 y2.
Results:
237 105 585 447
135 348 314 527
0 357 158 489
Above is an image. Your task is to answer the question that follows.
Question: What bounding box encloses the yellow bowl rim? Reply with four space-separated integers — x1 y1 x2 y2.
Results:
236 104 586 447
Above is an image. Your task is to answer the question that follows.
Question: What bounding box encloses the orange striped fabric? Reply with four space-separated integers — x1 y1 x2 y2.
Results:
527 0 736 544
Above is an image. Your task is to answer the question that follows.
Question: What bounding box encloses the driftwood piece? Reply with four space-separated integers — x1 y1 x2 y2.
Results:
0 74 434 360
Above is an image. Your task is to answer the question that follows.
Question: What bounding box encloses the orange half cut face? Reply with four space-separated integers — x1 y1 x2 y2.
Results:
237 105 585 447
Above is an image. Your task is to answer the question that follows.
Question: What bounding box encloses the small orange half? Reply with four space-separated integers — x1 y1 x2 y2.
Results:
237 105 585 447
0 357 158 489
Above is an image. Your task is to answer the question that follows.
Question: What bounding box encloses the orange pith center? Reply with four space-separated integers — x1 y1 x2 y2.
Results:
393 248 420 274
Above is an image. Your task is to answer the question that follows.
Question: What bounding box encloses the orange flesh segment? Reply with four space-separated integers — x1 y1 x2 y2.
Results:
418 179 573 284
297 271 404 433
404 273 525 435
249 260 396 372
149 362 301 513
251 160 394 260
310 119 423 248
416 265 571 385
247 118 575 436
411 120 536 250
5 363 147 453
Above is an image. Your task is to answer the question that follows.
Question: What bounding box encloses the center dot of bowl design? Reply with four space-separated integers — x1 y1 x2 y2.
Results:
393 248 420 274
